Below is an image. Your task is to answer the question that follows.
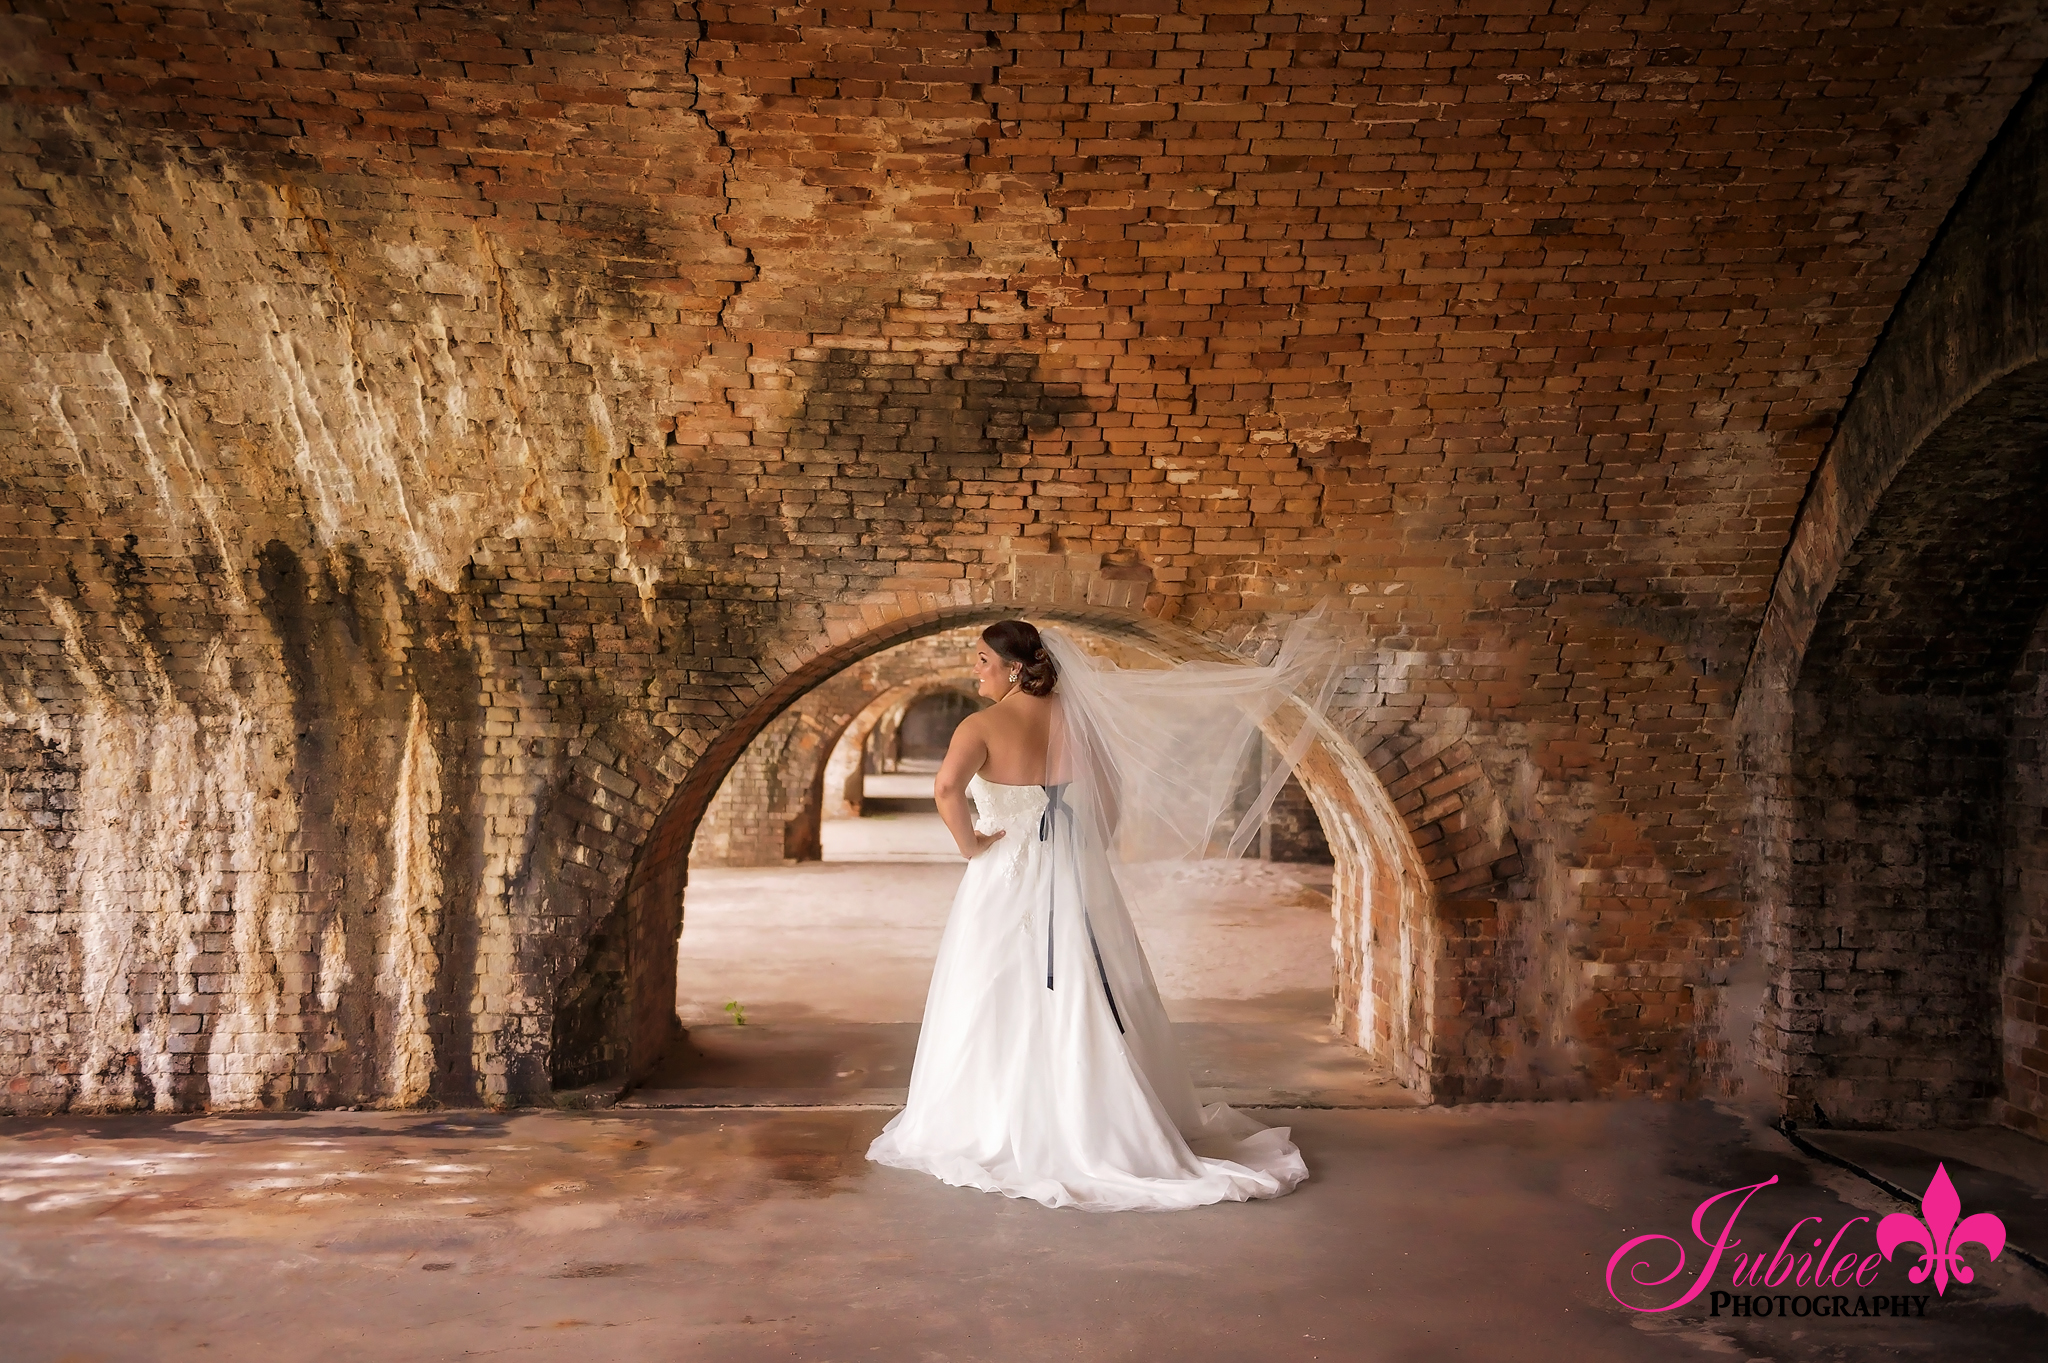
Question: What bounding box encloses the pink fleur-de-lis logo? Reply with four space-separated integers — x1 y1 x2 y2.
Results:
1875 1163 2007 1296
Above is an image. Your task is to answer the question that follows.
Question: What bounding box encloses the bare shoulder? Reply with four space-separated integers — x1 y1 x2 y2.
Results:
976 696 1044 736
947 707 992 745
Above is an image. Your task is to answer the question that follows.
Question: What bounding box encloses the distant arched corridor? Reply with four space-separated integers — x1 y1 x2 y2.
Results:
633 621 1415 1113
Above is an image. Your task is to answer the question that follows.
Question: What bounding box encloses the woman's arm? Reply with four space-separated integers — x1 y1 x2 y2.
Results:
934 715 1004 859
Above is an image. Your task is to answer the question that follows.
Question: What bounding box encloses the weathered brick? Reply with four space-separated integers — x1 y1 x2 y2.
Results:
0 0 2042 1117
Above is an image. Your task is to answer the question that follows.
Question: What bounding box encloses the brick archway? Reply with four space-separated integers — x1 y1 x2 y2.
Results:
690 630 985 867
548 595 1443 1098
1742 71 2048 1131
1786 362 2048 1128
823 674 978 819
870 684 980 775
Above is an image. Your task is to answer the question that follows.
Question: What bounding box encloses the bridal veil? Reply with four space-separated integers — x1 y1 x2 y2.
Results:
865 611 1351 1211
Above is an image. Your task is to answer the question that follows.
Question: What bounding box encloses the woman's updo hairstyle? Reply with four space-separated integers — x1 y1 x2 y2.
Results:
982 620 1058 697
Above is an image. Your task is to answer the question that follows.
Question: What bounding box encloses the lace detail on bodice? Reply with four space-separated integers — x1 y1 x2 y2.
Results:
969 774 1047 832
969 774 1046 882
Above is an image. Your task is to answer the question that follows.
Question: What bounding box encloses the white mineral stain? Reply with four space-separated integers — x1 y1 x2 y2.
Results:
0 595 301 1111
314 911 349 1015
588 391 661 606
0 158 687 1113
7 165 661 594
381 693 444 1105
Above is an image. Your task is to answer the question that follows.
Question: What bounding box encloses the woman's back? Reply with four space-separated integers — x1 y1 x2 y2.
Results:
953 693 1061 786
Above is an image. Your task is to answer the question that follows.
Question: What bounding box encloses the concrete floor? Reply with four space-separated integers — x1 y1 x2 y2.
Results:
7 809 2045 1359
819 771 963 862
5 1103 2045 1361
679 804 1346 1025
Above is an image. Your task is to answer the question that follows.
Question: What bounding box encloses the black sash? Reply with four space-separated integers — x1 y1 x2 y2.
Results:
1038 783 1125 1034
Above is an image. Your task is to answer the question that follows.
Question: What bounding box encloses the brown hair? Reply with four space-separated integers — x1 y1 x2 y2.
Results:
981 620 1057 697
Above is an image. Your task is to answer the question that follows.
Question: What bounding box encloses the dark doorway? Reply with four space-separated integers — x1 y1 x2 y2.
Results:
895 690 981 767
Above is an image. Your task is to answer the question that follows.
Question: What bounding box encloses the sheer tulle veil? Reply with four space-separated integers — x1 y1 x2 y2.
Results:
862 609 1349 1210
1040 608 1350 875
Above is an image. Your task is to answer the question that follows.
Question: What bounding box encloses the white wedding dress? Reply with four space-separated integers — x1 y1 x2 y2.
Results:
864 768 1310 1211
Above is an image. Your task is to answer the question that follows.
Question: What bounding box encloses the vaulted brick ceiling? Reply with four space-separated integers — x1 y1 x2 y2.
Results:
2 3 2045 1113
1 2 2038 636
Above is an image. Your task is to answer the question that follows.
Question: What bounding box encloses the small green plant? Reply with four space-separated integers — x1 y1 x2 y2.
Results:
723 999 747 1026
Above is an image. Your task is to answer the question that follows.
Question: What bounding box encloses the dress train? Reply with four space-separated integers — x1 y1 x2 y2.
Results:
865 774 1308 1212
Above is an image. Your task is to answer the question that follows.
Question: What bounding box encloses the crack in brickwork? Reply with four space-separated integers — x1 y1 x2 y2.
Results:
678 6 761 340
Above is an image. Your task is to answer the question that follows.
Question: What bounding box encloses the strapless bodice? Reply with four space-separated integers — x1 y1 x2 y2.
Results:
968 773 1049 838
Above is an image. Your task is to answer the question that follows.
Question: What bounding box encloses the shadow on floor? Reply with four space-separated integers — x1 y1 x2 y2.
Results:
1794 1124 2048 1267
626 1018 920 1108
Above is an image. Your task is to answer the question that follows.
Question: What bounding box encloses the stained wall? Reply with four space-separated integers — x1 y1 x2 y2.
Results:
1 1 2044 1113
1740 59 2048 1131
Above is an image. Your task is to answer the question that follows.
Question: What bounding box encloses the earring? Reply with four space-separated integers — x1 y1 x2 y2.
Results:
1008 671 1019 683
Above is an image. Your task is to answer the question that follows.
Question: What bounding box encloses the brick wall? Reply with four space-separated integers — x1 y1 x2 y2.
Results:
1 1 2044 1111
690 627 980 865
1787 687 2007 1126
1741 65 2048 1129
688 707 814 865
2004 630 2048 1138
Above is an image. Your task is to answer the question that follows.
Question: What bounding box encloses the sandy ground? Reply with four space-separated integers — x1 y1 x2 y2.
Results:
666 808 1389 1109
677 827 1338 1025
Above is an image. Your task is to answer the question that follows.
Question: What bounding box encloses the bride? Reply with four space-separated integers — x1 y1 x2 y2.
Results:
865 617 1343 1212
